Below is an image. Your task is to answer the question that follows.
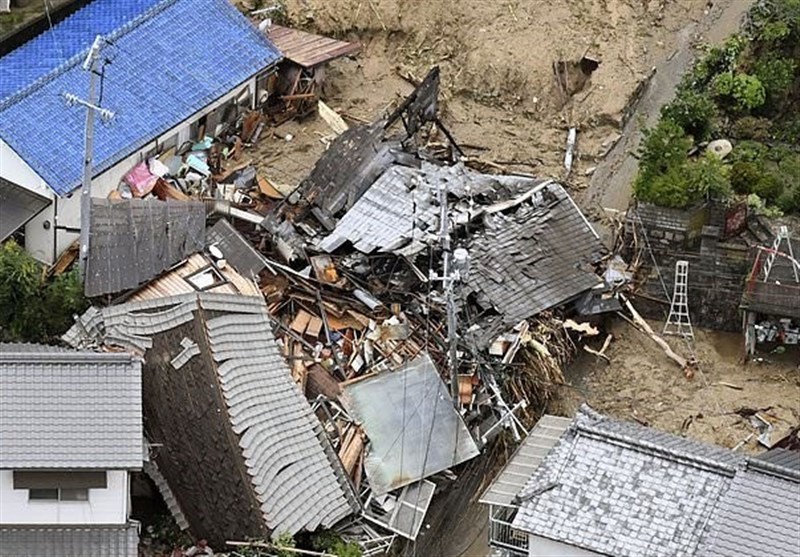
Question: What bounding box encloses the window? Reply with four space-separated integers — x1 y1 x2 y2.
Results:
14 471 106 503
28 487 89 502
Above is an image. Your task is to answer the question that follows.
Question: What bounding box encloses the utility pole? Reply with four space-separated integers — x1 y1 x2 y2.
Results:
64 35 114 279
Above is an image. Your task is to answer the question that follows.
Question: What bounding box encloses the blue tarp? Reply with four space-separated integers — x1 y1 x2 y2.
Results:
0 0 281 196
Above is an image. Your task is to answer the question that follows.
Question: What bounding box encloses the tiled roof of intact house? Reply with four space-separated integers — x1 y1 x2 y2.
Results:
0 522 140 557
511 405 741 557
0 0 281 197
0 348 142 469
700 462 800 557
467 182 607 325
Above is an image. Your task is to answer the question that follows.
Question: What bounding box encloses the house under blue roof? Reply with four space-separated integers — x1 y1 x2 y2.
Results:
0 0 281 197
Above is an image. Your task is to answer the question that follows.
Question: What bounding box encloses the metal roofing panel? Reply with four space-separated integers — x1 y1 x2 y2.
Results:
511 406 738 557
0 0 282 196
0 178 50 242
0 523 140 557
701 468 800 557
479 415 571 507
341 353 480 496
0 349 142 468
266 24 360 68
85 198 206 297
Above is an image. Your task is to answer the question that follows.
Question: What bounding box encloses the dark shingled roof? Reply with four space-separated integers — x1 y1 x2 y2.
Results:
467 182 607 324
85 198 206 297
741 238 800 318
206 218 268 279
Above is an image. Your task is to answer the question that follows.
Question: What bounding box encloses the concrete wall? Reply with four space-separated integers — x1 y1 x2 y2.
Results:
1 78 257 264
528 534 602 557
0 470 129 525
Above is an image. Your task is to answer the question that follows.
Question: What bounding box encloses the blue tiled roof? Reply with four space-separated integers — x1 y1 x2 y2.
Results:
0 0 281 196
0 0 162 101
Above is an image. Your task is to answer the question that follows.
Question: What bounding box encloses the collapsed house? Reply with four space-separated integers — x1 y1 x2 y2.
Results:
65 291 359 546
0 0 282 263
481 405 800 557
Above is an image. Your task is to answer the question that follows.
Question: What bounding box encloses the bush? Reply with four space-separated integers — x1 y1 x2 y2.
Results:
753 56 797 100
731 116 772 141
730 161 761 194
752 172 784 201
684 152 732 200
636 119 693 178
662 89 718 141
0 241 87 343
729 140 769 164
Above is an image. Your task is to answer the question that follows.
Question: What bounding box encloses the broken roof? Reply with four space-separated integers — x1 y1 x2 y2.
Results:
0 523 140 557
0 0 281 196
467 181 607 324
318 161 541 256
340 353 480 495
740 238 800 318
0 347 142 469
85 198 206 297
700 460 800 557
206 218 270 279
266 24 360 68
64 292 357 539
511 405 742 557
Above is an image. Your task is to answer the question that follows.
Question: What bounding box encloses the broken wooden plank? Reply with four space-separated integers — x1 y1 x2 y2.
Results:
619 295 690 371
290 309 313 334
305 316 323 339
318 100 349 136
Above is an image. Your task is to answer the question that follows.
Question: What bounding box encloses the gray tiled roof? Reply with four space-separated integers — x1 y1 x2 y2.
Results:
700 465 800 557
0 521 139 557
479 415 571 507
144 460 190 531
318 162 539 256
85 198 206 297
206 218 269 279
753 447 800 471
0 522 139 557
0 348 142 469
511 405 738 557
467 182 607 324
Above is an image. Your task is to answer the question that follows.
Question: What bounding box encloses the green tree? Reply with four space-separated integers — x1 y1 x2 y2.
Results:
661 89 718 141
0 240 87 343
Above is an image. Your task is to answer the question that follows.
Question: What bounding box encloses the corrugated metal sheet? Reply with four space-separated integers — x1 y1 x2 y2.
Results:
341 353 480 496
0 522 140 557
266 24 360 68
479 415 571 507
85 198 206 297
0 178 50 242
0 349 142 469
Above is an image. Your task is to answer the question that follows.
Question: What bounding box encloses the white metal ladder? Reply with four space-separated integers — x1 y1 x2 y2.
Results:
762 226 799 283
664 260 694 340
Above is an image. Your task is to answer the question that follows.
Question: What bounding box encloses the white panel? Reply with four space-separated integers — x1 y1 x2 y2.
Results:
529 535 602 557
0 470 129 525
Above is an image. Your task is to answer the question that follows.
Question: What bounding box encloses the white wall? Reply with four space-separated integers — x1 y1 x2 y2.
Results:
2 78 256 264
0 470 129 525
529 534 602 557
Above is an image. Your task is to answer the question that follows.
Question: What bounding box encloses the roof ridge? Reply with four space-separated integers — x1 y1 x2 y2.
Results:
0 0 180 112
746 456 800 482
0 350 135 363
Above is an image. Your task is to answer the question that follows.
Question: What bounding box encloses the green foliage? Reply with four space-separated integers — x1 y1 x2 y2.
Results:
751 172 784 201
636 119 692 179
749 0 800 43
661 89 718 141
711 73 766 111
730 140 769 164
731 116 772 141
730 161 762 194
635 153 731 209
0 241 87 343
309 530 363 557
753 56 797 99
275 532 297 557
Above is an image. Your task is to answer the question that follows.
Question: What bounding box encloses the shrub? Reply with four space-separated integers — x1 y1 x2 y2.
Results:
776 184 800 213
729 140 769 164
684 152 732 200
752 172 784 201
731 116 772 141
753 56 797 100
0 241 87 343
637 119 693 178
730 161 761 194
662 89 718 141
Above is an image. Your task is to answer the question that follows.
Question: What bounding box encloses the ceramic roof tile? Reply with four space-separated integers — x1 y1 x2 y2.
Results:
0 0 281 196
511 406 740 557
0 523 139 557
0 348 142 469
700 465 800 557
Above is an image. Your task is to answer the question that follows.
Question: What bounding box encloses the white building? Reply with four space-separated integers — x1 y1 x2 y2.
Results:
0 0 282 263
0 345 143 556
